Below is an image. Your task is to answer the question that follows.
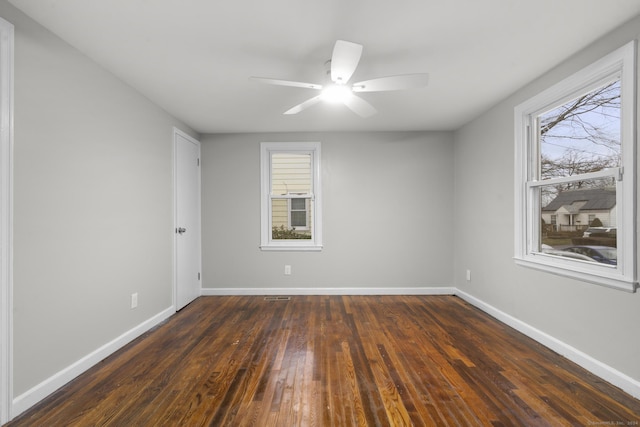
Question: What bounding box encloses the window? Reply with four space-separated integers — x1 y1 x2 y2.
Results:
260 142 322 251
515 41 636 292
289 198 308 229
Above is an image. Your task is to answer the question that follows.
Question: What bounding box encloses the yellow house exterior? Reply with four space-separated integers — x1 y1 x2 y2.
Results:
271 153 313 238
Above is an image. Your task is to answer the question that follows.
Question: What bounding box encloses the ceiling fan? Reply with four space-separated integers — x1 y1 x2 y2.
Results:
250 40 429 118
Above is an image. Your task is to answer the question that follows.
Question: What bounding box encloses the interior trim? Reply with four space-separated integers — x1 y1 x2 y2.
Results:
0 16 14 425
205 286 640 400
456 289 640 400
11 306 174 419
200 287 456 296
9 287 640 420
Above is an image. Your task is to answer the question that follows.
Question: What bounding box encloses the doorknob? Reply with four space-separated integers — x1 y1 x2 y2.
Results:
177 227 187 234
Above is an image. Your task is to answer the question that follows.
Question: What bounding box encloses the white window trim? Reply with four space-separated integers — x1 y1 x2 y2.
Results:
260 142 322 251
514 41 637 292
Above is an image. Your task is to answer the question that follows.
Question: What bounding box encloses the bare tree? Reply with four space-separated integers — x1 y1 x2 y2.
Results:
540 80 620 153
541 150 619 185
539 80 620 202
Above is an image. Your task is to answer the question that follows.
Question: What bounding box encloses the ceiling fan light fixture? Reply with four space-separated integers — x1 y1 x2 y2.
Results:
320 84 352 103
250 40 429 117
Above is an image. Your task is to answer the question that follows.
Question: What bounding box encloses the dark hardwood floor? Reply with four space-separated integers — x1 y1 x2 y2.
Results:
7 295 640 426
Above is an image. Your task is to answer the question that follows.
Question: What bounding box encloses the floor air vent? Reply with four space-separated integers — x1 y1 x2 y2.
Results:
264 296 291 301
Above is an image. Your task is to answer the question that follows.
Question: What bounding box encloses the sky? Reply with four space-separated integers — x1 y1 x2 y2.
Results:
539 79 621 173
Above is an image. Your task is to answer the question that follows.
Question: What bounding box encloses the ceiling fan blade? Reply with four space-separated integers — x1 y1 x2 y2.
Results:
352 73 429 92
343 94 377 118
331 40 363 84
250 76 322 90
283 95 323 115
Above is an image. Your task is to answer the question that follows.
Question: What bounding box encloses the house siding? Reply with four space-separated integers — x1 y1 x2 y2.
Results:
270 153 312 234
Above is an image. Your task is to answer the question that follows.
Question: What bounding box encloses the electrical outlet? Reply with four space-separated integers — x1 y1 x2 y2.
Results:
466 269 471 281
131 292 138 309
284 265 292 275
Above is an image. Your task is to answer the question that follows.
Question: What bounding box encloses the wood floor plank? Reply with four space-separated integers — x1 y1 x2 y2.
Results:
6 295 640 426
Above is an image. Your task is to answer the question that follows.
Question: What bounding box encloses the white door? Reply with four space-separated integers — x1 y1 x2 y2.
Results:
174 129 201 310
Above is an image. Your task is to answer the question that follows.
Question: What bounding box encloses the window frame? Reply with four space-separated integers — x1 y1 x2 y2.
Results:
514 41 637 292
260 142 322 251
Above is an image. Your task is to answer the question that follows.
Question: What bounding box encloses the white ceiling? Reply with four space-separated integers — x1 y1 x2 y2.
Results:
7 0 640 134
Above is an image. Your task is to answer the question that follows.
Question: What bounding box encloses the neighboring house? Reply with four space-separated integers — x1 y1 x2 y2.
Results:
541 188 616 231
271 152 313 236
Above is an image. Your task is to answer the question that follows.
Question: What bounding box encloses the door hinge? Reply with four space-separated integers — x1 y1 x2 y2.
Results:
198 272 201 280
197 158 200 166
617 167 624 181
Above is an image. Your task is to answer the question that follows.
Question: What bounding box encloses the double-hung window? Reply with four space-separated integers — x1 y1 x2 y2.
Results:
260 142 322 251
514 41 637 292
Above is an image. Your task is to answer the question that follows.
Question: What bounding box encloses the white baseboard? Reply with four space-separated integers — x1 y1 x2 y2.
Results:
201 286 456 296
9 288 640 420
455 289 640 400
11 306 175 418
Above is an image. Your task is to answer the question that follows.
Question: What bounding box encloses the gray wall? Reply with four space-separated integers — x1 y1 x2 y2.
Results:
453 16 640 382
201 131 454 290
4 2 197 396
5 0 640 411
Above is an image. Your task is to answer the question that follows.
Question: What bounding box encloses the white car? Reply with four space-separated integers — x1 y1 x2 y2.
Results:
582 227 616 238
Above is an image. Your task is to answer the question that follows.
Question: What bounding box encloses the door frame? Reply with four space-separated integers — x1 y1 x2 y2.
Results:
0 16 14 425
172 127 202 311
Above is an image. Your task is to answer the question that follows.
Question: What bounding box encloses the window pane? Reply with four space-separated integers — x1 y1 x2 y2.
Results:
271 153 312 195
290 197 307 228
290 198 306 210
538 80 621 181
540 179 616 265
272 198 288 229
271 198 313 240
291 211 306 227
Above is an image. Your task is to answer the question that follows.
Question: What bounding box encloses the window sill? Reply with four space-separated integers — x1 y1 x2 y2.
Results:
514 256 637 293
260 245 323 252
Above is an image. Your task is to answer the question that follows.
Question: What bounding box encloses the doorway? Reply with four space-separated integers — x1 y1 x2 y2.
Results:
173 128 202 311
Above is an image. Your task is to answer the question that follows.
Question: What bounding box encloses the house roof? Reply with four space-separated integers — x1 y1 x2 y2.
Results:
557 203 584 215
542 188 616 212
6 1 640 134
